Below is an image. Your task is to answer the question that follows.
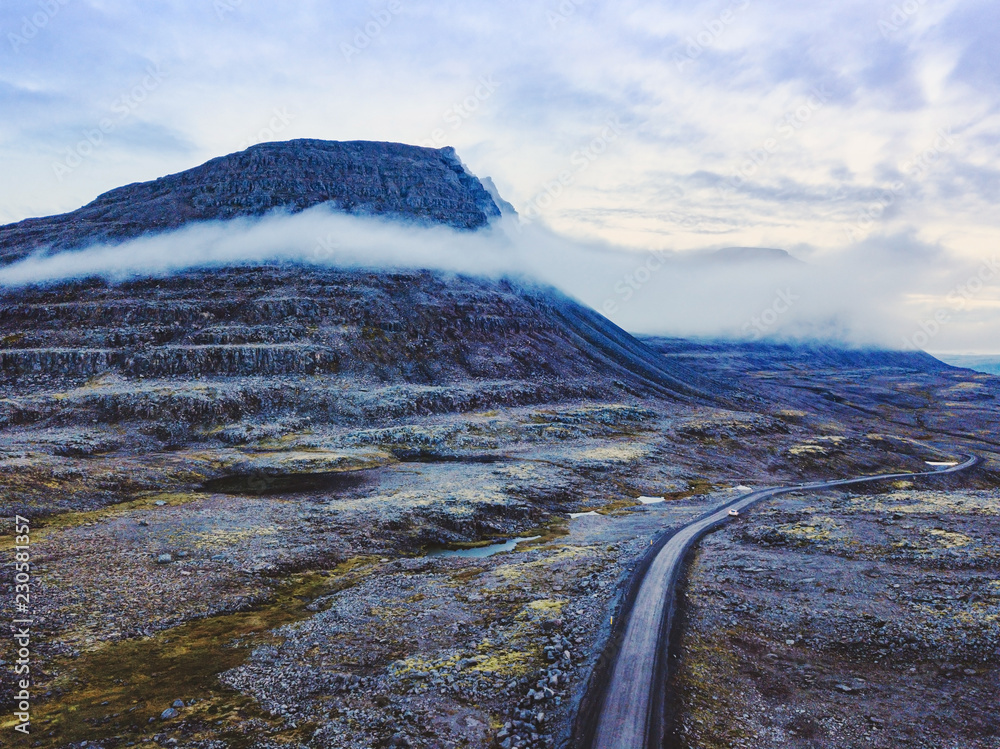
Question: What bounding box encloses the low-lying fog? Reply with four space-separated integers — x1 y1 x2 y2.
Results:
1 207 996 352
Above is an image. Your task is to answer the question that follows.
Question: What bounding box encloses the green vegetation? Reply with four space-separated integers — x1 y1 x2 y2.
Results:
0 492 210 553
674 629 751 749
516 517 570 548
661 479 716 502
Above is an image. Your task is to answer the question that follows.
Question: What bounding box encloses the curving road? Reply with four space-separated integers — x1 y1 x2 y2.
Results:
586 454 980 749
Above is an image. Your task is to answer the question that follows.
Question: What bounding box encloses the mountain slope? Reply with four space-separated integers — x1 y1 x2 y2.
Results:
0 268 729 441
642 336 953 375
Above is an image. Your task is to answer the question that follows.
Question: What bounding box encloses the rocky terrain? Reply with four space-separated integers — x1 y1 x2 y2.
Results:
0 141 998 749
0 282 995 748
670 484 1000 748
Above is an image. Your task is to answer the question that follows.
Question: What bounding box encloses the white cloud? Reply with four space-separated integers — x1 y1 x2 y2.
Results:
3 209 997 352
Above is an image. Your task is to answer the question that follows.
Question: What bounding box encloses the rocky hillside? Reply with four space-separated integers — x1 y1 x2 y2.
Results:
0 267 722 442
0 140 502 265
0 140 731 442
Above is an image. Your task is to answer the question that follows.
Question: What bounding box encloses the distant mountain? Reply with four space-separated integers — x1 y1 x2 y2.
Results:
643 337 952 374
641 336 955 414
707 247 802 264
0 139 502 266
933 354 1000 376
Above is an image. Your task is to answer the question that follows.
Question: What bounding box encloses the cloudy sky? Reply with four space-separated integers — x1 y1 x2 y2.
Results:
2 0 999 352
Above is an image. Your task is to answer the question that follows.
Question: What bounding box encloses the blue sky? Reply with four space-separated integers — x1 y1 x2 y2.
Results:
2 0 999 351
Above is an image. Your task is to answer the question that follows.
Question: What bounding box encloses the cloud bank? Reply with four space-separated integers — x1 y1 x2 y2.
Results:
3 209 996 353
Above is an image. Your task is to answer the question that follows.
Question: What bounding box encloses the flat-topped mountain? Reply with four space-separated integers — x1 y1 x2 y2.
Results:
0 139 502 265
707 246 802 264
0 139 965 446
0 141 727 436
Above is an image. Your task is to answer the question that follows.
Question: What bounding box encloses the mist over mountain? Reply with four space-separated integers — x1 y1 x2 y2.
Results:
0 139 980 352
0 139 736 437
0 137 968 461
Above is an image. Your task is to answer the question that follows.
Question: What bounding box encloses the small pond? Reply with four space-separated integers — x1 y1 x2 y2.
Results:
424 536 541 559
637 496 666 505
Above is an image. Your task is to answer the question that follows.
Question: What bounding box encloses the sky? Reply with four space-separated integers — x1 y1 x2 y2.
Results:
1 0 999 352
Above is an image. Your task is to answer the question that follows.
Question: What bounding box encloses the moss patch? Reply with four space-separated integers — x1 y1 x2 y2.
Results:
25 559 375 748
470 648 537 676
516 518 570 548
661 479 716 502
0 492 209 552
672 629 751 748
927 529 974 548
526 599 566 617
449 566 488 584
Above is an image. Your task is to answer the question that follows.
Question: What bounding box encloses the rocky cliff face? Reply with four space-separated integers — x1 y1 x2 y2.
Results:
0 139 502 264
